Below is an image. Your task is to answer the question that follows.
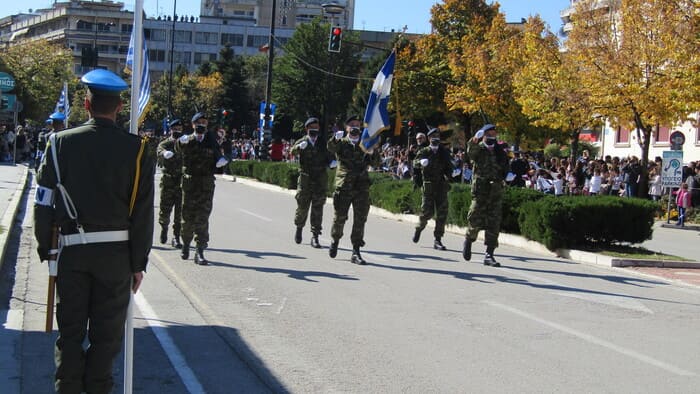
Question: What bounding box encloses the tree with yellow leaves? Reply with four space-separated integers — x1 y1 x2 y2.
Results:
567 0 699 196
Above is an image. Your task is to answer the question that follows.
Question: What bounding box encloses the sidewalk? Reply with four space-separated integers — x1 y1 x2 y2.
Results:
0 162 29 271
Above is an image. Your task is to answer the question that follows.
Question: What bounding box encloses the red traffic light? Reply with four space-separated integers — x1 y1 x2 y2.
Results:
222 110 228 116
408 121 415 127
332 27 342 36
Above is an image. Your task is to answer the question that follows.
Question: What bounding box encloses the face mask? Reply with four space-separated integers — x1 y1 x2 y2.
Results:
430 138 440 147
349 136 360 143
308 129 319 138
195 124 207 134
172 131 182 139
484 137 497 146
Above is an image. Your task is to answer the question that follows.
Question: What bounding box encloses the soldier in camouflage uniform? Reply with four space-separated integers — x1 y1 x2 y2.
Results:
463 124 509 266
292 117 328 248
412 128 458 250
176 112 229 265
139 127 159 165
157 119 184 248
327 115 381 265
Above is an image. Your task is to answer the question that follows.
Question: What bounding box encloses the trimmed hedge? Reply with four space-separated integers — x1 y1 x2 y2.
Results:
228 160 656 250
518 196 656 250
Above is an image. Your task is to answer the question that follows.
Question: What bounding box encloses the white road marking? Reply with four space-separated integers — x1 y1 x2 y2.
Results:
246 297 259 302
552 292 654 314
276 297 287 314
134 293 206 394
256 303 273 307
238 208 272 222
485 301 695 376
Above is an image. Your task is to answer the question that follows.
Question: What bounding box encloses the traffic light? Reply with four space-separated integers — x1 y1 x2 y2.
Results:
328 26 342 53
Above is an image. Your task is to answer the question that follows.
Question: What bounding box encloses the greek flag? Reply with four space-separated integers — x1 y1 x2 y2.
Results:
360 51 395 152
54 82 70 119
125 29 150 122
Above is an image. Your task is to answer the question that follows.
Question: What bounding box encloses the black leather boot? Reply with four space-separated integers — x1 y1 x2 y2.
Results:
462 238 472 261
329 239 339 258
294 227 303 244
160 227 167 244
180 243 190 260
433 238 446 251
483 246 500 267
412 228 422 243
351 247 366 265
194 247 208 265
171 235 182 249
310 234 321 249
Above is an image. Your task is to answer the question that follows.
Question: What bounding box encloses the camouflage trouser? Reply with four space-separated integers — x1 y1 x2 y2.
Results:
294 172 327 235
331 182 370 247
466 179 503 248
158 174 182 237
416 180 449 238
181 174 215 248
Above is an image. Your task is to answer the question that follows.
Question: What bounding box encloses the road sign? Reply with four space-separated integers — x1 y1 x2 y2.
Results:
661 150 683 188
669 131 685 150
0 93 16 112
0 72 15 92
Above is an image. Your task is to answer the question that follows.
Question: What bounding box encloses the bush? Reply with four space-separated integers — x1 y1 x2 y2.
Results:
230 160 299 189
501 187 547 234
369 179 421 214
447 183 471 228
518 196 656 250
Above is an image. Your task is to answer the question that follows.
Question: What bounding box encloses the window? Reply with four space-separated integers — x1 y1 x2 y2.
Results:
149 49 166 62
654 125 670 145
247 35 268 48
195 31 218 45
76 21 93 31
145 28 166 41
616 126 630 144
194 52 217 65
121 24 133 33
221 33 244 46
170 51 191 64
174 30 192 43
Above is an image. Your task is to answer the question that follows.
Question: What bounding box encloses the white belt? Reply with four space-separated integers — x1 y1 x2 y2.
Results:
60 230 129 247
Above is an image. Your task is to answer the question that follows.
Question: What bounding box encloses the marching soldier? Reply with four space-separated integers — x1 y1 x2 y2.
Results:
327 115 380 265
292 117 328 248
33 69 154 393
176 112 229 265
412 128 459 250
157 118 184 248
411 132 428 190
463 124 510 266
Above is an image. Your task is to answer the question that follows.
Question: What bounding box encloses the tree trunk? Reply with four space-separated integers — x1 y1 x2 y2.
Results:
569 129 581 164
633 109 651 198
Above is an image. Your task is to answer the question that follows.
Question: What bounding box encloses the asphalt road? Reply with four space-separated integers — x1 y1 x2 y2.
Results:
2 174 699 393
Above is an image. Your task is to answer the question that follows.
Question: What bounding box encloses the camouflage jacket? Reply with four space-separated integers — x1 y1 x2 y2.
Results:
176 131 220 177
467 139 509 182
413 145 454 183
327 137 380 189
157 137 183 178
291 136 327 176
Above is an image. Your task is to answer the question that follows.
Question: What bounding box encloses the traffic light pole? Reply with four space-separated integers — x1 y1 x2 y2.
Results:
263 0 276 133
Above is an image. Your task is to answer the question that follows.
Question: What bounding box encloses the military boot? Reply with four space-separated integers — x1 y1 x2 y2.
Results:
310 234 321 249
180 243 190 260
351 247 366 265
159 227 167 244
294 227 303 244
329 239 339 258
433 237 446 251
412 227 422 243
171 235 182 249
483 246 500 267
194 247 208 266
462 238 472 261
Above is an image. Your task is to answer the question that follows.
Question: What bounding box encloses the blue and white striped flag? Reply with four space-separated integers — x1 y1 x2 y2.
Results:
125 29 150 122
360 51 395 152
54 82 70 119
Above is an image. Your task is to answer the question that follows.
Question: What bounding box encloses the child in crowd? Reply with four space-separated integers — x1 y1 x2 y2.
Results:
676 182 691 227
589 168 602 196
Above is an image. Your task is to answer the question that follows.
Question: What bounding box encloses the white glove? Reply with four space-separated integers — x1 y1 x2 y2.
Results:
334 130 344 140
474 129 485 139
366 149 374 155
215 157 229 168
419 158 429 167
329 160 338 169
452 168 462 177
179 134 191 144
163 150 174 159
298 141 308 150
505 172 516 182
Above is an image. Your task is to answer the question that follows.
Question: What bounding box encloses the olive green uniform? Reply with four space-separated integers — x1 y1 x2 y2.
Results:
291 136 327 235
327 137 380 247
413 145 454 239
176 131 219 248
465 139 509 248
34 117 154 394
157 137 183 240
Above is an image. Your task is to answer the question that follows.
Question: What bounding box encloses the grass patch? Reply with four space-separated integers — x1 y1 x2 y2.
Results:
581 245 691 261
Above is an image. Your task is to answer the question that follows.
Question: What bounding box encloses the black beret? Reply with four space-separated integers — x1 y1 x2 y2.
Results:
345 115 361 124
304 117 319 128
191 112 207 123
427 127 440 137
169 119 182 128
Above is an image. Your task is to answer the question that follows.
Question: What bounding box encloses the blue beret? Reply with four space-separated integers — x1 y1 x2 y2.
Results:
478 124 496 133
45 118 53 125
304 117 319 128
191 112 207 123
169 119 182 128
49 112 66 121
80 69 128 95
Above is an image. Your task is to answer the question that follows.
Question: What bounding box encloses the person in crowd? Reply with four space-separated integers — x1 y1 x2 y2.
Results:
648 166 663 201
676 182 691 226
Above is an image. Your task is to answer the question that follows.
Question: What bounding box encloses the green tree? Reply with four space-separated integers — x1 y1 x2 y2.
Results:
567 0 700 196
213 46 248 128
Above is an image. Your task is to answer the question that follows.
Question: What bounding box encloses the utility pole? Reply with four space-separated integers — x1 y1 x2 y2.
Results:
166 0 177 119
263 0 277 135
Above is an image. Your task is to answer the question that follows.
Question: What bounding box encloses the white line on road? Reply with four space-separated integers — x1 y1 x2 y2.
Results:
484 300 695 377
237 208 273 222
276 297 287 315
134 293 206 394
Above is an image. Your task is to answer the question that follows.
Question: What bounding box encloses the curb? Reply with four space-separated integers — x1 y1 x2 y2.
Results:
219 175 699 270
659 223 700 232
0 165 29 271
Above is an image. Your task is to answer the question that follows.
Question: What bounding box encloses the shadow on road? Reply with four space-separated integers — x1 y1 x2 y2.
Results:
364 249 460 263
207 247 306 260
207 261 359 283
506 266 665 287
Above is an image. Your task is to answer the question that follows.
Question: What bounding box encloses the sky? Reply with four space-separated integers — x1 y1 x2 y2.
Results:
7 1 571 35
